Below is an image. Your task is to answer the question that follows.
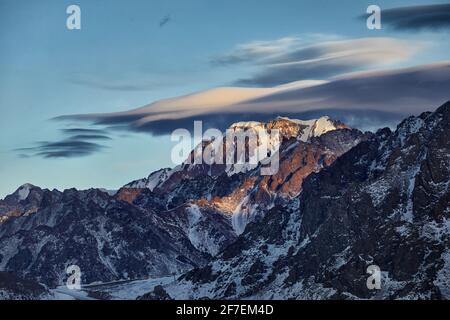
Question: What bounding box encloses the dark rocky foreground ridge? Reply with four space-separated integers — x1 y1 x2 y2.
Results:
0 271 51 300
0 103 449 299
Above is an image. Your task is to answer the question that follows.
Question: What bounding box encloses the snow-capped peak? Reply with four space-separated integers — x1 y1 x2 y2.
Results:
121 116 350 192
124 168 172 191
15 183 35 201
228 116 343 141
268 116 345 141
310 116 341 136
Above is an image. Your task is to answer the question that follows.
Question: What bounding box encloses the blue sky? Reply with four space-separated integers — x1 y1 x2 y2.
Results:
1 0 449 197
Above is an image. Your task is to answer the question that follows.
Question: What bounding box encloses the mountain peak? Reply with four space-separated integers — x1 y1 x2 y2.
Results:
122 115 354 193
14 183 37 201
228 116 347 141
268 116 347 141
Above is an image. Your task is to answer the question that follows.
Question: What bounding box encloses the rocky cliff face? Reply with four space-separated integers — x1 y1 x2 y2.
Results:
160 102 450 300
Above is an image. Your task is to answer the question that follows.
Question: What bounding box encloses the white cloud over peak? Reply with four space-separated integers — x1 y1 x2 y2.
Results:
55 61 450 135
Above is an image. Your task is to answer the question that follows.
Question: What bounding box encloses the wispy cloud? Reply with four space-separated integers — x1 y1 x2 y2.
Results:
61 128 109 135
212 37 302 65
212 37 421 86
363 4 450 31
67 134 111 141
53 61 450 134
16 128 111 158
15 140 107 158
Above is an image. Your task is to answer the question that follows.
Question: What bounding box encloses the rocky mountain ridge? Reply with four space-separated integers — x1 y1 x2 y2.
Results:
1 103 449 300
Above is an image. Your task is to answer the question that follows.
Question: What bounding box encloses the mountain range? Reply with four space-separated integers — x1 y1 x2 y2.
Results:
1 102 449 300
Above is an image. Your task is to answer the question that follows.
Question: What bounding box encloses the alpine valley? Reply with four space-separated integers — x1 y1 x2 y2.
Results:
1 102 450 300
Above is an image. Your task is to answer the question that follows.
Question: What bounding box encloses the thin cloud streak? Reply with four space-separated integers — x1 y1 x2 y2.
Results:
69 77 161 92
15 140 107 158
67 134 112 141
16 129 112 158
213 37 421 86
61 128 109 135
